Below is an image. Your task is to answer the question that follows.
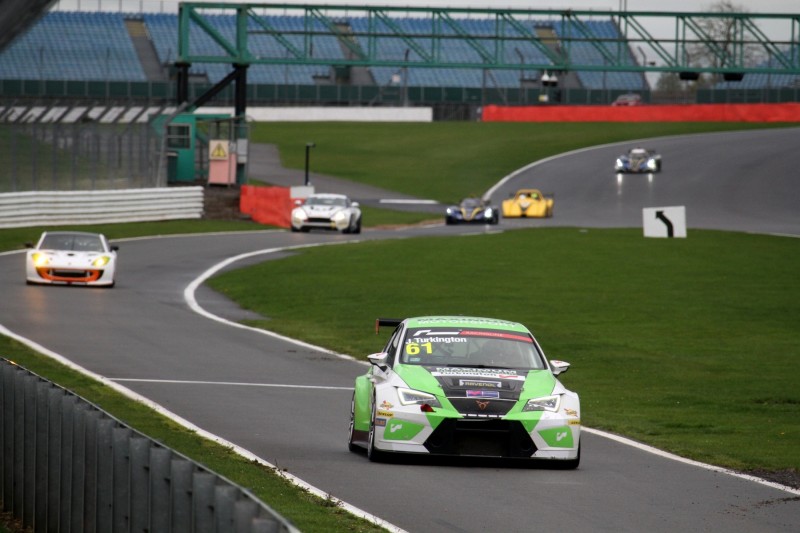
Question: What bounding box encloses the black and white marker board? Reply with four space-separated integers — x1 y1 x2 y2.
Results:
643 206 686 238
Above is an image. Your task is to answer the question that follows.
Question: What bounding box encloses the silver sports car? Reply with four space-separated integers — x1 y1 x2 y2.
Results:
290 193 362 234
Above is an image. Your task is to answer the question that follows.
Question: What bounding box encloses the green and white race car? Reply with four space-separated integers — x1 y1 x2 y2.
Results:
348 316 581 467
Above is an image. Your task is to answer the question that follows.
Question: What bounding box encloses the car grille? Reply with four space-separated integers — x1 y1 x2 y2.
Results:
448 397 515 417
424 419 535 458
51 269 91 279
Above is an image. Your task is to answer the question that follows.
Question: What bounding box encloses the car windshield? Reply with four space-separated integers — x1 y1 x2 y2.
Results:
399 327 546 370
307 196 346 207
460 198 482 208
40 233 104 252
518 191 540 199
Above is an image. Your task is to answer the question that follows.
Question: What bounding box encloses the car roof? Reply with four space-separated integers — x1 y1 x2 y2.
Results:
308 193 348 199
404 316 530 333
42 231 103 238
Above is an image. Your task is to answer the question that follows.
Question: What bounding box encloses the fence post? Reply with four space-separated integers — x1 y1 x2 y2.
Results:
170 458 194 533
129 437 152 533
149 446 172 532
112 426 133 532
193 472 216 533
70 402 89 533
96 418 115 532
34 381 51 533
59 394 77 531
47 387 64 532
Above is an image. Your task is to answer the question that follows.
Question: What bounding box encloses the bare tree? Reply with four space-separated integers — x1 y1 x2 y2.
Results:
686 1 766 84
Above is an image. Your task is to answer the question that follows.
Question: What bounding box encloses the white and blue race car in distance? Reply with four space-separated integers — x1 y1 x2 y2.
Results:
615 147 662 173
348 316 581 467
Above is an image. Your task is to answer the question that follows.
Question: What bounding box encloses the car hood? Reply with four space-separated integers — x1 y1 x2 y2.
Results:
396 364 556 417
299 204 343 216
32 250 106 261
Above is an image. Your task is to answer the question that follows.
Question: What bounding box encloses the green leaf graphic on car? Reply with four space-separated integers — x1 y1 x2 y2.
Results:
538 426 574 448
383 419 425 441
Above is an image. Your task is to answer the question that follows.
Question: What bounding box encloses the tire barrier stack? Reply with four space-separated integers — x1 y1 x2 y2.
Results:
0 358 299 532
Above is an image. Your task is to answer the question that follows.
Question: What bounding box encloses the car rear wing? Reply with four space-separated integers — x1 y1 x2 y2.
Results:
375 318 403 334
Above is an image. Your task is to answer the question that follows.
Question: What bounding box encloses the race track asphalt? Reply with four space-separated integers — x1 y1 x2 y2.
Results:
1 127 798 532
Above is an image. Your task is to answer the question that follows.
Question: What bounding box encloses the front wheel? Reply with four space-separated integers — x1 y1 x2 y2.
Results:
367 396 387 462
348 393 359 452
552 444 580 470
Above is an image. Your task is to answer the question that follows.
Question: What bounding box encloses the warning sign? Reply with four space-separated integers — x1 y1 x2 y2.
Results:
209 140 229 160
643 206 687 238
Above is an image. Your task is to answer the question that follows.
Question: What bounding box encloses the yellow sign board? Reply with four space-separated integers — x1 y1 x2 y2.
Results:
209 140 229 160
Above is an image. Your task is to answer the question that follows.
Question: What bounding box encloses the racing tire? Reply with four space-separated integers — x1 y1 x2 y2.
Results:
348 393 359 453
367 396 387 462
353 218 362 234
552 444 580 470
290 226 300 233
445 217 455 225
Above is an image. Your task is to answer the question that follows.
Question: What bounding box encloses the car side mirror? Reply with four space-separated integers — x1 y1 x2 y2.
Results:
549 360 571 376
111 245 119 252
352 201 359 208
367 352 389 369
24 242 33 248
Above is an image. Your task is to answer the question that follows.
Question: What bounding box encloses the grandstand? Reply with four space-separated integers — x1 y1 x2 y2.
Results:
1 4 798 109
0 9 649 101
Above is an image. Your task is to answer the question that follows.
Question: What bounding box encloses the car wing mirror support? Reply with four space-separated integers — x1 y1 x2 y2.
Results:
367 352 389 370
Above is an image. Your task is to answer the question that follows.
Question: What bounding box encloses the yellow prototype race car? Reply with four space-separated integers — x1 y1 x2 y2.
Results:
501 189 554 218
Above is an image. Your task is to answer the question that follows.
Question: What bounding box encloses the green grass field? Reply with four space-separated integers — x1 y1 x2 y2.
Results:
2 121 798 532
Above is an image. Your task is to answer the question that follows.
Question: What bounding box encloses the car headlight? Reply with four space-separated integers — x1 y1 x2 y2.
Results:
31 253 48 267
446 207 454 215
485 208 494 217
522 395 561 412
647 159 657 170
397 388 441 408
332 210 348 223
92 256 111 267
615 158 624 167
292 208 308 221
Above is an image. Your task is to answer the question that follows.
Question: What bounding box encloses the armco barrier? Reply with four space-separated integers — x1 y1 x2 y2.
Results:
0 358 299 532
481 103 800 122
0 187 204 228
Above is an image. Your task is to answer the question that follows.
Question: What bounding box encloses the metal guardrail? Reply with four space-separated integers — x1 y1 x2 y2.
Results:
0 187 204 228
0 358 299 532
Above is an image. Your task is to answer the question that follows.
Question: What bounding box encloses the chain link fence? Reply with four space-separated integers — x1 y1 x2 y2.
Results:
0 120 161 193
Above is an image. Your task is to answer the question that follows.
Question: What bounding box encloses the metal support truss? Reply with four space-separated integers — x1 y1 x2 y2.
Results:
176 3 799 76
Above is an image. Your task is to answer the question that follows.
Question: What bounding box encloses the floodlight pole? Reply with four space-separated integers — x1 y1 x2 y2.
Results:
305 142 315 186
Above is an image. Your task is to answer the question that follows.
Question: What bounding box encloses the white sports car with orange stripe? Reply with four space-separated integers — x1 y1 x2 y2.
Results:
26 231 118 287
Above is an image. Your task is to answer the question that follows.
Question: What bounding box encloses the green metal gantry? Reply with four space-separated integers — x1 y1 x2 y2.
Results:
173 2 800 110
